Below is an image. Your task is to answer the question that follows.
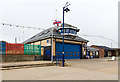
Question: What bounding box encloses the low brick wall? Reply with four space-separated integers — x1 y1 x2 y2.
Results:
1 55 43 62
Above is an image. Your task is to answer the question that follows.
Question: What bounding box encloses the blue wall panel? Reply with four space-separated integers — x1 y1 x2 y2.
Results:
56 42 81 59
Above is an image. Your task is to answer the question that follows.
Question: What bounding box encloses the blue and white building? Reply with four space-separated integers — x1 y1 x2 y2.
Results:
23 23 89 60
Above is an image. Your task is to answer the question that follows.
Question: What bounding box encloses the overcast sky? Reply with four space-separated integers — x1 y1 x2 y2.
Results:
0 0 119 48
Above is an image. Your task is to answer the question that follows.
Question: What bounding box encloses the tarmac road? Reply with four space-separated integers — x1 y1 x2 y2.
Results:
2 59 118 80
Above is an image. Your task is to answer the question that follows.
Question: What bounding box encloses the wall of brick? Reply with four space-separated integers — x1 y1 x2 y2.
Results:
90 46 105 57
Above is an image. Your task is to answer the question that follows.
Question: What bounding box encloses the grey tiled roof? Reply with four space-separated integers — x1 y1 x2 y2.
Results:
23 26 89 44
60 23 77 28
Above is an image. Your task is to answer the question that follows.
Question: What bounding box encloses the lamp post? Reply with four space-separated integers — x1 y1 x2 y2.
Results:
62 2 70 67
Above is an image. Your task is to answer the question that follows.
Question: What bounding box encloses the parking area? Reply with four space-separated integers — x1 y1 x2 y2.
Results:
2 58 118 80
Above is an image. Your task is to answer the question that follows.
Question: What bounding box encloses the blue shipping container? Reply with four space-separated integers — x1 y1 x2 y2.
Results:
0 42 6 55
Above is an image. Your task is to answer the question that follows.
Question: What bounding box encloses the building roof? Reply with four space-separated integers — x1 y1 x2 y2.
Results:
110 48 120 50
87 46 100 51
91 45 112 50
59 23 79 32
23 26 89 44
60 23 77 28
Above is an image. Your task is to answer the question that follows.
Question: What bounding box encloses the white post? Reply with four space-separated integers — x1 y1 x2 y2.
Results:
23 31 24 42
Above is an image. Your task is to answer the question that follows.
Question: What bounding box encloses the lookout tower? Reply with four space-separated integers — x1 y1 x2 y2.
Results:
56 23 80 36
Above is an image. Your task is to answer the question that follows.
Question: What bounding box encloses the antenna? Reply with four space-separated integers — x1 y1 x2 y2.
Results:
15 37 17 43
111 42 112 48
55 9 57 20
19 36 20 43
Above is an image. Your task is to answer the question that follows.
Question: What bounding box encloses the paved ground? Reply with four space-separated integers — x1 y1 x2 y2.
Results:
2 59 118 80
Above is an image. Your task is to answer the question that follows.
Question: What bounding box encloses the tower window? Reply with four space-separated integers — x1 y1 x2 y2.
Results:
72 30 75 34
59 30 61 33
66 29 69 33
70 29 72 33
61 29 63 33
75 31 77 34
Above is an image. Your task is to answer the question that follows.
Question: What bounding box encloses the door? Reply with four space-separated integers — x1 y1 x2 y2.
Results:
105 50 108 57
44 46 51 60
56 42 82 59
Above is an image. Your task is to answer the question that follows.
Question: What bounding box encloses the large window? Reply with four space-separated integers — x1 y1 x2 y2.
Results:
66 29 69 33
61 29 63 33
59 30 61 33
70 29 72 33
59 29 77 34
75 31 77 34
72 30 75 34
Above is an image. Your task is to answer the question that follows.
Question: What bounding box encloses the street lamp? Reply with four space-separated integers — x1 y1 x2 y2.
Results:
62 2 70 67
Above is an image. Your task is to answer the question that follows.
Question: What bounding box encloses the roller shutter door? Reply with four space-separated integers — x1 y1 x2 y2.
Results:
56 42 82 59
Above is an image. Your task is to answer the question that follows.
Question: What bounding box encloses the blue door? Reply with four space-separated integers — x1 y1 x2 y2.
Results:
56 42 81 59
45 49 51 56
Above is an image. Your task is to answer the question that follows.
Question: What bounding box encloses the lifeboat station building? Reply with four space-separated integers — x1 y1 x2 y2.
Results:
23 23 89 60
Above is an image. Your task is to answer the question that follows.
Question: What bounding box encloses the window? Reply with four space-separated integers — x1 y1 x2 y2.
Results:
59 30 61 33
64 29 67 33
64 29 65 33
61 29 63 33
70 29 72 33
72 30 75 34
66 29 69 33
75 31 77 34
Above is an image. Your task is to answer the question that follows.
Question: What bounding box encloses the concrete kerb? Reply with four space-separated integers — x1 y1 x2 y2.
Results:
1 61 70 70
1 61 54 70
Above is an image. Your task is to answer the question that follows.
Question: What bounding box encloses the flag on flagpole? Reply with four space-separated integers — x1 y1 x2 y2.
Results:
53 20 61 26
